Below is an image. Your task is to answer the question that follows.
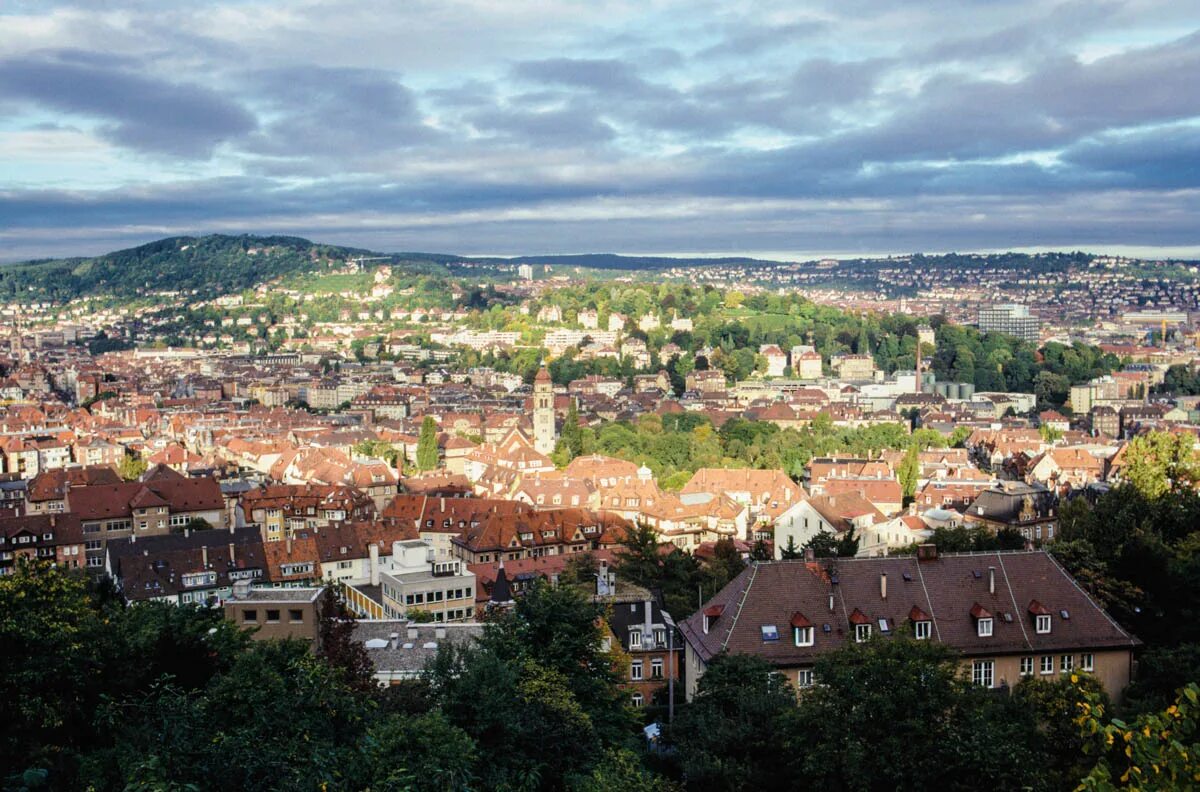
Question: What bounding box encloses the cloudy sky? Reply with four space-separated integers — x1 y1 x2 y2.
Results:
2 0 1200 261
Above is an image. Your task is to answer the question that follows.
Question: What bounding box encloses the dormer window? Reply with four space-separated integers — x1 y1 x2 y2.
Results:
790 612 814 646
1029 600 1052 633
629 630 643 649
915 620 931 640
855 623 871 642
702 604 724 634
970 603 993 637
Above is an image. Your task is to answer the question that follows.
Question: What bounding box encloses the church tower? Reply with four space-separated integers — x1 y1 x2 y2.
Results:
533 365 556 456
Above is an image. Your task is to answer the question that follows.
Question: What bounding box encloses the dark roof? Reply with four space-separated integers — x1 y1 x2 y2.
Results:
966 482 1057 525
679 551 1139 669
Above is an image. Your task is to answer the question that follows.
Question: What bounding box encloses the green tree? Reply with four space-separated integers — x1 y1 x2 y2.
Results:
898 443 920 503
790 639 1042 791
116 455 147 481
1121 429 1200 499
670 654 797 791
779 535 803 560
1078 680 1200 790
416 415 439 471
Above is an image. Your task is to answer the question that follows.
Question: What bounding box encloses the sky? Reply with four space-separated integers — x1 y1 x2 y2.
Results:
1 0 1200 262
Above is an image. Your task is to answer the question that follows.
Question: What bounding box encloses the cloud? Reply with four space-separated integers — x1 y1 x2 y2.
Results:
0 50 255 157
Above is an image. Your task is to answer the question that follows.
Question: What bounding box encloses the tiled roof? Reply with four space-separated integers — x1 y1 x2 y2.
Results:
679 551 1139 668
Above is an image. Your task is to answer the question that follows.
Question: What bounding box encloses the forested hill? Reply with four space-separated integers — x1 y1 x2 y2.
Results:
0 235 471 302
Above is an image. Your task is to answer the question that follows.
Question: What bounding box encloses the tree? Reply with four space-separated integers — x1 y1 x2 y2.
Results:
898 443 920 503
1121 429 1200 499
669 654 797 791
555 398 583 467
1078 680 1200 790
116 455 147 481
316 587 376 694
780 535 803 560
790 639 1042 791
416 415 439 471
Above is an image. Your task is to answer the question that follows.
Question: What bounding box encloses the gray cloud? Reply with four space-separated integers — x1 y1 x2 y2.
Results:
0 51 256 157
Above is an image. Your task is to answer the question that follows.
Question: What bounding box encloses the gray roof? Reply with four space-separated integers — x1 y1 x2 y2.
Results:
352 619 484 675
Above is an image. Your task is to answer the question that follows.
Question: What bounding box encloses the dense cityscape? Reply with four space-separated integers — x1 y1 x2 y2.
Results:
5 0 1200 789
1 234 1198 789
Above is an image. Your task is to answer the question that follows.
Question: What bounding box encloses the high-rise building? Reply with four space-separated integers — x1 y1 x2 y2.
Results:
978 303 1039 342
533 366 556 455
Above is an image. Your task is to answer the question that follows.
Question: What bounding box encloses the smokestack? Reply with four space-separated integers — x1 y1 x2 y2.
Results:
880 572 887 600
369 543 380 587
988 566 995 595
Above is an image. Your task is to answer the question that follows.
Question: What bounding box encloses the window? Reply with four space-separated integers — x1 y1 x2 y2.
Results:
243 610 257 623
629 630 643 650
761 624 780 642
289 609 303 623
977 617 993 637
1040 655 1054 675
631 692 644 708
1061 654 1074 673
794 626 814 647
855 623 871 643
630 660 643 681
1020 656 1034 676
914 620 931 640
1036 614 1052 634
86 556 102 568
1081 653 1094 672
265 609 280 623
972 660 995 688
337 560 353 569
651 658 663 679
797 669 814 688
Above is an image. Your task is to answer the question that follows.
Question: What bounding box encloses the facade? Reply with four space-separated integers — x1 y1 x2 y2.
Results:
966 481 1058 543
224 585 325 646
978 303 1039 342
376 539 477 622
679 550 1139 701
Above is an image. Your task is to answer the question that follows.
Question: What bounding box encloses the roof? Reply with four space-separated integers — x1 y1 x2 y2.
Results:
679 551 1139 669
352 620 484 675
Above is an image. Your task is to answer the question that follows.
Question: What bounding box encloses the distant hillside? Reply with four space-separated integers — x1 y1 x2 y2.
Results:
468 253 780 270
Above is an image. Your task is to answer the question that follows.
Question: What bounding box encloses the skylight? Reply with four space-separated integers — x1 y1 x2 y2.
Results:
761 624 780 641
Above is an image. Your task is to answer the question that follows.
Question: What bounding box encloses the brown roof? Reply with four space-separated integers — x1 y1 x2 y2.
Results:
679 551 1139 669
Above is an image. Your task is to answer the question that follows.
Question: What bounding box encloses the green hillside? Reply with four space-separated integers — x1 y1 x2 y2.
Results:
0 234 387 302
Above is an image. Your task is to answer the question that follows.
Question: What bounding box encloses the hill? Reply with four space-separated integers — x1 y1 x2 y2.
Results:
0 235 393 302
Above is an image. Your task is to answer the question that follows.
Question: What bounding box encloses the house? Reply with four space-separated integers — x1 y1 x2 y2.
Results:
965 482 1058 543
0 513 84 574
681 468 803 533
773 493 884 558
759 345 788 377
679 549 1140 701
106 527 267 604
600 571 682 710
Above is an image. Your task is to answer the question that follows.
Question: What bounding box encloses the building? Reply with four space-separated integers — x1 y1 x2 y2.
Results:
966 481 1058 543
354 620 484 685
373 539 477 622
978 304 1039 342
679 550 1140 701
224 584 325 646
532 366 556 456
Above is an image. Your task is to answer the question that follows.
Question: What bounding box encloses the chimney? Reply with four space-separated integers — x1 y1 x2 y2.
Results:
369 543 380 587
286 535 293 555
201 545 208 568
988 566 995 596
389 631 400 649
435 626 446 640
407 626 418 640
229 542 236 564
917 543 937 562
880 572 887 600
828 592 835 612
804 546 816 563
